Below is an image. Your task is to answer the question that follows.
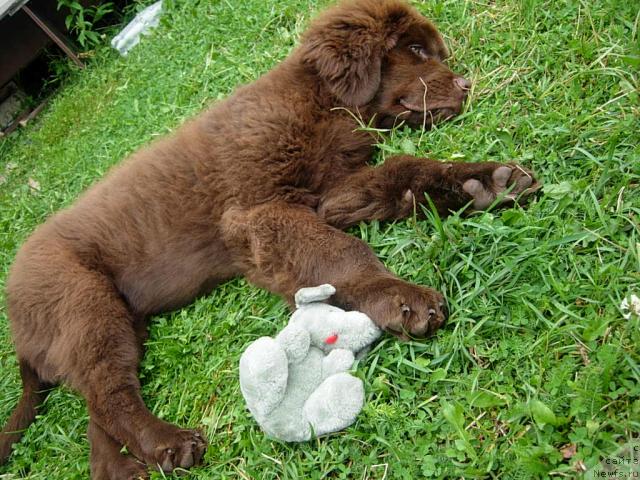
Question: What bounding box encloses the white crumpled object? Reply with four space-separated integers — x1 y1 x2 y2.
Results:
111 1 163 55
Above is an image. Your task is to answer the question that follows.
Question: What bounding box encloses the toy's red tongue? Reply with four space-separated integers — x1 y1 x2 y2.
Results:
324 333 338 344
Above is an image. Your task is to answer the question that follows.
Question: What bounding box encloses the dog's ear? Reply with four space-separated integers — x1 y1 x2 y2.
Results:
299 0 416 106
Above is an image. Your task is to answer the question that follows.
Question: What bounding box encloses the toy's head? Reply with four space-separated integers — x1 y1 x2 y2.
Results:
291 285 382 354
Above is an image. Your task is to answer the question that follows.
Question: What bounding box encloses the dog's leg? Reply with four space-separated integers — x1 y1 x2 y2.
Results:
0 361 53 464
88 421 148 480
6 242 207 475
88 315 152 480
87 325 150 480
222 203 446 338
317 156 540 229
65 273 207 474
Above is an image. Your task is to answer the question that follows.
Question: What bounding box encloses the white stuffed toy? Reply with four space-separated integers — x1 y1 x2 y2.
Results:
239 284 382 442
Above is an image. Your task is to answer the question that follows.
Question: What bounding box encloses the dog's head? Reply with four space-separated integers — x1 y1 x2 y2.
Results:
299 0 469 129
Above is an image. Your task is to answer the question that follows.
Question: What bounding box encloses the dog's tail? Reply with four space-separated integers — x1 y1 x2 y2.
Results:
0 360 51 465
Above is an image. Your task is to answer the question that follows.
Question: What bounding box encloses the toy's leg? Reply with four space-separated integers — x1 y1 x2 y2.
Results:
255 347 325 442
322 349 355 379
303 373 364 437
318 156 539 229
239 337 291 419
221 203 445 338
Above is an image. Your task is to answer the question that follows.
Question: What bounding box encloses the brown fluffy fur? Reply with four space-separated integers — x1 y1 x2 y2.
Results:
1 0 538 478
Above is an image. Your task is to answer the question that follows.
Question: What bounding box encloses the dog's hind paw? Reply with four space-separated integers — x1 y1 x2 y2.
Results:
140 426 207 473
91 454 149 480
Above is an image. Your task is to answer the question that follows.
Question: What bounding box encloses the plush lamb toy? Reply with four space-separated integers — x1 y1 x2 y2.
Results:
239 284 382 442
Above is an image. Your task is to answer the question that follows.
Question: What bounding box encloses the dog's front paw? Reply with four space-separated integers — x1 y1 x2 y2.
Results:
386 285 447 340
348 279 447 340
459 162 541 210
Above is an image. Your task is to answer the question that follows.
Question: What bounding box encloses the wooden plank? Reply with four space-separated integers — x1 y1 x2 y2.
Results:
22 4 84 69
0 96 49 136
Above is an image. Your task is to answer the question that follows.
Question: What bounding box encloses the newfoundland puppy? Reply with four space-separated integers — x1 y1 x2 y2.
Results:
1 0 538 477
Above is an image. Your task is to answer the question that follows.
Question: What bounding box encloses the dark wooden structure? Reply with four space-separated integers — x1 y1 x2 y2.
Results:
0 0 84 88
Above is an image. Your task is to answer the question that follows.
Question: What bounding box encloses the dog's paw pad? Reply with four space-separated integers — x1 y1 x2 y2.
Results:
464 163 539 210
492 166 513 188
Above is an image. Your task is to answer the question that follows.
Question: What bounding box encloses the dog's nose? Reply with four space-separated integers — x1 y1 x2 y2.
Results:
453 76 472 92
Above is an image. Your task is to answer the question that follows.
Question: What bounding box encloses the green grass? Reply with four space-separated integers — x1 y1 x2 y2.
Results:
1 0 639 478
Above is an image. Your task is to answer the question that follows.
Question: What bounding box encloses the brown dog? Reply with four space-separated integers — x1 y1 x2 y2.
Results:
0 0 538 478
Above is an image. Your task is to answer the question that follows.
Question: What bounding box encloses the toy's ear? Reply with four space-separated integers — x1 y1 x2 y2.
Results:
295 284 336 308
298 0 416 106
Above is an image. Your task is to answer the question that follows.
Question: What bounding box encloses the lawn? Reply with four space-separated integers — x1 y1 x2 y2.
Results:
1 0 639 478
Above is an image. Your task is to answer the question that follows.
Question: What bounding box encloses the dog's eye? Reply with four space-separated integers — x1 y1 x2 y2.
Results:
408 44 428 59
